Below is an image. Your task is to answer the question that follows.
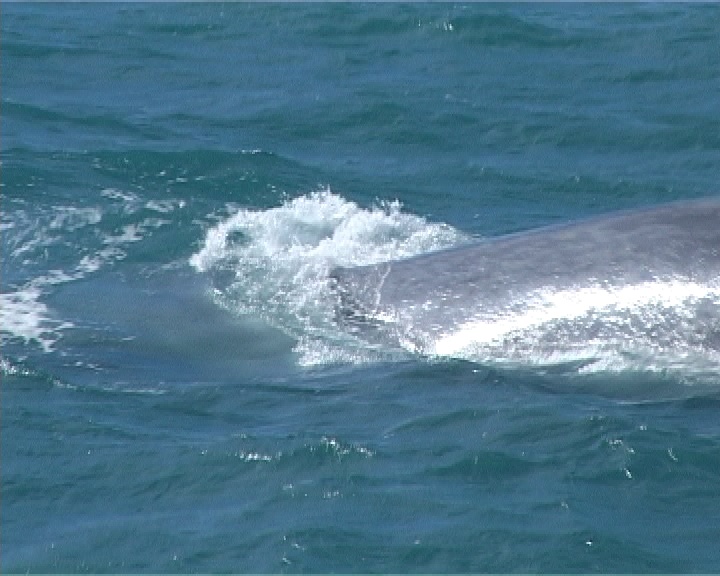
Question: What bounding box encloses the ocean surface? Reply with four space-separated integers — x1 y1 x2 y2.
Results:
2 3 720 573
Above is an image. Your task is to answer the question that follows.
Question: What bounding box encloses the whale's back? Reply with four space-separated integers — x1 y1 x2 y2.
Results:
331 198 720 358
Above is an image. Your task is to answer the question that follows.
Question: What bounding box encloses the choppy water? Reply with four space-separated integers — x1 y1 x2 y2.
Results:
3 3 720 573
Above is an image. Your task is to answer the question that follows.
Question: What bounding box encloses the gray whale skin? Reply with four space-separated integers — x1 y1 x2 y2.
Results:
330 198 720 343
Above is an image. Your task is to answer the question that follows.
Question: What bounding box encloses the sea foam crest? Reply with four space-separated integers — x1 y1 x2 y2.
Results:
190 189 466 364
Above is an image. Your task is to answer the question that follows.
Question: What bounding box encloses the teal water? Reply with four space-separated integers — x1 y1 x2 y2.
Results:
2 4 720 572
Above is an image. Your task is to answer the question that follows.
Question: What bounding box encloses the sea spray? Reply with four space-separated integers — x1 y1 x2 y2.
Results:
190 189 466 365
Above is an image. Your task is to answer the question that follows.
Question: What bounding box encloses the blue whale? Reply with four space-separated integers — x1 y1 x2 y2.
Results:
331 198 720 362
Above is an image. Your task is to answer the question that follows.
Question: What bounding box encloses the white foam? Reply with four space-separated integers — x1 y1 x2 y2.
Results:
2 196 170 353
49 206 102 231
190 189 466 365
102 219 168 248
103 223 145 245
0 287 73 352
191 189 463 274
0 357 33 377
146 199 186 213
100 188 139 204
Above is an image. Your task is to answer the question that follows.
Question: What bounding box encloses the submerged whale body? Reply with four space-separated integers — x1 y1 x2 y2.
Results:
330 198 720 367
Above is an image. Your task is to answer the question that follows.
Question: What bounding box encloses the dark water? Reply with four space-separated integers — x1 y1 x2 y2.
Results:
2 4 720 572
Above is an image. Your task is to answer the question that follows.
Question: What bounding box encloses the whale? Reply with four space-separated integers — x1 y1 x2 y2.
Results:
330 197 720 362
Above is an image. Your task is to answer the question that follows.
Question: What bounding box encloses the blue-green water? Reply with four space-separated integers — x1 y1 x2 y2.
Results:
2 4 720 573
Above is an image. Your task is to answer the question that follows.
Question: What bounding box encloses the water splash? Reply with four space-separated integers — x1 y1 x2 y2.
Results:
190 189 466 365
